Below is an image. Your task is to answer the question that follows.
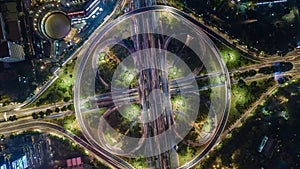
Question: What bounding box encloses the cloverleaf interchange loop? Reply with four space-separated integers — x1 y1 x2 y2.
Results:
74 6 230 164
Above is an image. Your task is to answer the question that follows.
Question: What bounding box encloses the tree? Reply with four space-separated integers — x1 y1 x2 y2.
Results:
250 81 258 94
63 97 71 102
46 109 53 115
3 101 10 107
258 67 273 74
39 111 45 118
188 130 199 142
61 106 67 112
238 79 246 88
60 88 67 93
67 104 75 111
55 107 60 112
32 113 38 119
249 69 257 76
8 115 17 121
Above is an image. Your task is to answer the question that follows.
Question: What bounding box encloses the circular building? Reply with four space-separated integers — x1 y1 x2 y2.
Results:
34 6 71 40
42 12 71 39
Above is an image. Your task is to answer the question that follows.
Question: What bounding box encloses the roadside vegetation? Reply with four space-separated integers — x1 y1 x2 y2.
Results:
214 40 257 70
32 59 76 107
228 78 276 128
197 78 300 169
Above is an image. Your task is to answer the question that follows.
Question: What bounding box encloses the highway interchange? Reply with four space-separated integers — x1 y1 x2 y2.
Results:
2 0 300 169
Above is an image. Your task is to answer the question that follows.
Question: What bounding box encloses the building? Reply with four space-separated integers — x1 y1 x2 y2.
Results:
40 11 71 40
55 157 83 169
0 13 9 58
0 13 25 63
67 0 101 19
33 5 71 40
258 136 277 158
0 2 22 42
0 134 53 169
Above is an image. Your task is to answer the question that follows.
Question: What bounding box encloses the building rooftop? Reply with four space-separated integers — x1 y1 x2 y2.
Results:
0 41 25 63
6 20 20 41
0 13 9 58
43 12 71 39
